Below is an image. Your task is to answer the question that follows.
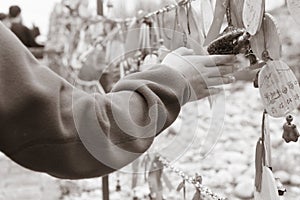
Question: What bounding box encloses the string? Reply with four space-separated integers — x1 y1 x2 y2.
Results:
226 0 232 27
261 0 272 61
186 2 191 34
76 0 195 25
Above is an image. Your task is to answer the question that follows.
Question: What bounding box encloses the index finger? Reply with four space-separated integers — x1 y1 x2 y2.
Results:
173 47 195 56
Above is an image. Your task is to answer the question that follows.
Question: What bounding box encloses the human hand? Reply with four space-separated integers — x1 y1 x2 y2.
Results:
162 47 244 101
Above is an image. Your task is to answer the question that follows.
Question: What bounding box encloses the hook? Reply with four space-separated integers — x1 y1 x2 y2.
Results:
226 0 232 26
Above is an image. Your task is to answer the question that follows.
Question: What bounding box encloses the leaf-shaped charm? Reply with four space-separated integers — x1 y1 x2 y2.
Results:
258 60 300 118
250 13 281 61
192 190 202 200
204 0 228 46
162 173 174 191
200 0 214 37
230 0 245 28
176 181 185 192
243 0 264 35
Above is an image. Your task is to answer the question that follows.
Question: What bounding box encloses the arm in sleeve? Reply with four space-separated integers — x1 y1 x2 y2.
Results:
0 22 191 179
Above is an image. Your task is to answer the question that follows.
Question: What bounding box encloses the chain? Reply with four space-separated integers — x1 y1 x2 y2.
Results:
156 155 228 200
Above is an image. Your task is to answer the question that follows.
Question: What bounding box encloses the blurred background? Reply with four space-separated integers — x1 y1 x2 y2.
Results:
0 0 286 39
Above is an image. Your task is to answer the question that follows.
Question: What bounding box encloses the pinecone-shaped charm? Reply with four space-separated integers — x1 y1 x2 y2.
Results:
207 27 251 55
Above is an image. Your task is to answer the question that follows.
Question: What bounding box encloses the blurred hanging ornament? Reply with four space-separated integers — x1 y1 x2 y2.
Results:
199 0 214 37
192 190 202 200
148 157 164 200
258 60 300 118
243 0 265 35
177 4 206 54
287 0 300 25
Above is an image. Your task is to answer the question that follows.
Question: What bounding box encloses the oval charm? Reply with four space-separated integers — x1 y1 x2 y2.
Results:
242 0 264 35
258 60 300 118
250 13 281 61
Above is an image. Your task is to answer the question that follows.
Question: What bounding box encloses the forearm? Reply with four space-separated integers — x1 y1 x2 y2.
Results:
0 22 191 179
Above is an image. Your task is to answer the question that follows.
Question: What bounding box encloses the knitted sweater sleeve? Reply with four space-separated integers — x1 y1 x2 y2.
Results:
0 22 191 179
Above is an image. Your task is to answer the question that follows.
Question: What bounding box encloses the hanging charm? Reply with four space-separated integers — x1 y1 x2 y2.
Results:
282 115 300 143
258 60 300 118
116 177 121 191
207 28 251 55
250 13 281 61
254 111 281 200
204 0 228 46
207 0 252 55
242 0 265 35
176 179 186 200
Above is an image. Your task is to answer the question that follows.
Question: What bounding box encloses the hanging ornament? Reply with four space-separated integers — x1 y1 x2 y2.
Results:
116 173 121 191
177 3 206 54
204 0 228 46
243 0 265 35
192 190 202 200
207 0 251 55
207 28 251 55
258 60 300 118
176 180 186 200
282 115 300 143
229 0 245 28
125 19 140 54
131 159 140 189
254 111 282 200
148 157 164 200
199 0 214 37
250 13 281 61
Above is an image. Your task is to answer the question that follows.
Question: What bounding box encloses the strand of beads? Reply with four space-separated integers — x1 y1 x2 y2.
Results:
156 155 228 200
